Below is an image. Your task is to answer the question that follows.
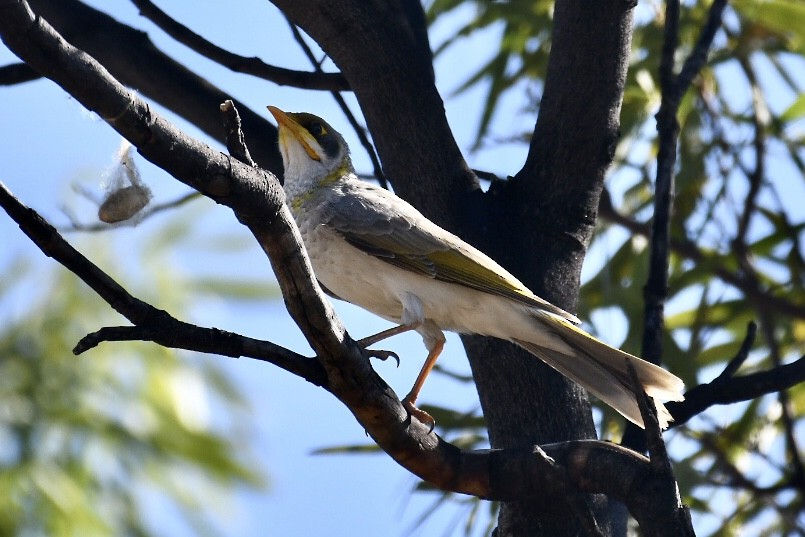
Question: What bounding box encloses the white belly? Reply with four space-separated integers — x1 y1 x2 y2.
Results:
298 222 563 351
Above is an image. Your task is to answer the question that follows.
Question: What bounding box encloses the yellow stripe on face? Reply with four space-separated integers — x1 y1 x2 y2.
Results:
268 106 321 161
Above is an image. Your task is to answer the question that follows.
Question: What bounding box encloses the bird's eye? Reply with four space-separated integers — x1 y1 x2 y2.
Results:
309 122 326 137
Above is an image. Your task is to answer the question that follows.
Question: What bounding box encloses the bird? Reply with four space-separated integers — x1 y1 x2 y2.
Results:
267 106 685 431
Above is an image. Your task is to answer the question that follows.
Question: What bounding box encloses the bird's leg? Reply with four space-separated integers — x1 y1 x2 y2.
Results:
357 322 420 367
357 321 420 347
402 338 445 432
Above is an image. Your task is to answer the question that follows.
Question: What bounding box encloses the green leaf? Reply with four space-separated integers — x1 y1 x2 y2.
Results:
780 92 805 122
733 0 805 53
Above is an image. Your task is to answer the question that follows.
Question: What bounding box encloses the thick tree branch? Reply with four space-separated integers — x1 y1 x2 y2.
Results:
129 0 350 92
0 3 703 532
26 0 282 172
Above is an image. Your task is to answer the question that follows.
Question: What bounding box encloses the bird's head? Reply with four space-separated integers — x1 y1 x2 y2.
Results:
267 106 351 192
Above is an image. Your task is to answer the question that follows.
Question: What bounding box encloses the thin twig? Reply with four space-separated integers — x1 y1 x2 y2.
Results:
714 321 757 382
220 99 257 167
285 17 387 189
0 180 325 383
597 189 805 319
0 61 40 85
61 191 201 232
734 56 767 250
130 0 349 91
667 354 805 428
675 0 729 99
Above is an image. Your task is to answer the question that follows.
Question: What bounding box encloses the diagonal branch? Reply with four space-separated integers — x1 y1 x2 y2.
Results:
130 0 349 92
26 0 282 172
0 180 326 384
667 354 805 428
0 3 697 531
665 322 805 429
674 0 729 100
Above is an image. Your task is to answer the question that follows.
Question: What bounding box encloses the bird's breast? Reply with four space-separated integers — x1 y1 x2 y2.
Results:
295 217 405 321
293 212 545 343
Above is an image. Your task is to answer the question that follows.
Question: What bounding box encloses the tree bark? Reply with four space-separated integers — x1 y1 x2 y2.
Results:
472 1 636 532
8 0 635 534
27 0 283 172
272 0 635 534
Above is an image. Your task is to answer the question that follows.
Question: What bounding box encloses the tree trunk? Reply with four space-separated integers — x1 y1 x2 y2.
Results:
467 0 635 534
278 0 635 534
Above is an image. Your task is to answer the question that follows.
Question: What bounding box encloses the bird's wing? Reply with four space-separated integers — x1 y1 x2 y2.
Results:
319 182 579 323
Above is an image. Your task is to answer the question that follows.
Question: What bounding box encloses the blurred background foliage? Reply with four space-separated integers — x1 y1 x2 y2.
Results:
1 0 804 535
0 201 269 537
397 0 805 534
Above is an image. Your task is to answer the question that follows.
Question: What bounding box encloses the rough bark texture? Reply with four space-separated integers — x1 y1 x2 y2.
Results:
3 0 637 535
270 1 635 535
467 0 636 533
5 0 803 534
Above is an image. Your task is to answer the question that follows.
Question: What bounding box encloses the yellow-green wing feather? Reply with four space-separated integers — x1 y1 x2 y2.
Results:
320 181 579 323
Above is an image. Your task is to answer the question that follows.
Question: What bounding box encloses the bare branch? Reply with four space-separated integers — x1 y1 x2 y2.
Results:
625 359 695 536
130 0 349 92
0 180 325 384
26 0 282 172
734 56 767 252
0 61 40 84
62 191 201 232
674 0 729 99
716 321 757 381
220 99 257 167
668 356 805 428
626 0 730 456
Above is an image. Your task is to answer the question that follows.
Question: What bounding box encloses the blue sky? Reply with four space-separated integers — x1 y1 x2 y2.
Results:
3 1 802 536
0 2 513 535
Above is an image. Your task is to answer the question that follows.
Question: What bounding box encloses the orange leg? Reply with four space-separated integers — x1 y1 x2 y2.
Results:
357 321 420 347
402 338 445 432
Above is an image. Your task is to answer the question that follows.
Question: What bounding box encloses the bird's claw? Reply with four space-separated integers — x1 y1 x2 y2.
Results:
366 348 400 367
403 398 435 434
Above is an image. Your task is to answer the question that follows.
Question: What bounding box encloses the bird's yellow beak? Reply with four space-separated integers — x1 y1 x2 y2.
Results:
267 106 321 162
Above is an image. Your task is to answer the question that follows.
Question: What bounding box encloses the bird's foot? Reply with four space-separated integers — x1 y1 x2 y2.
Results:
402 396 435 433
365 348 400 367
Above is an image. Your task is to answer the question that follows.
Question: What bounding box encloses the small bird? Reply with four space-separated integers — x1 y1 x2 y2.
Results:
267 106 684 430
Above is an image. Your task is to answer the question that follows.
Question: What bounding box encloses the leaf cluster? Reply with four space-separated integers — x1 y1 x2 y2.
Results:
422 1 805 534
0 214 265 537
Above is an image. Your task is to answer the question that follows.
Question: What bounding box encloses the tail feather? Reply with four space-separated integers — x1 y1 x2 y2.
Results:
514 314 685 429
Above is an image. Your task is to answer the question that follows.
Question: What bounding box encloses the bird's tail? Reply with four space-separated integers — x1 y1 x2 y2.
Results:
513 315 685 429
